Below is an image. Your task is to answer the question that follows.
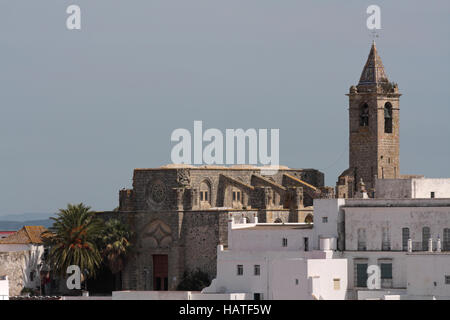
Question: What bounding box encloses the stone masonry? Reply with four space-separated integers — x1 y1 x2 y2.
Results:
104 165 327 291
337 41 401 198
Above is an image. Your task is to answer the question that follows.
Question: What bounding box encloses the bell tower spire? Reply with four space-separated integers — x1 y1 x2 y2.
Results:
359 41 389 85
336 43 401 198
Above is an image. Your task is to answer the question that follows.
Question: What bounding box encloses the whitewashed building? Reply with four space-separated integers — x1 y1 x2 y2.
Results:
314 197 450 300
201 216 348 300
0 226 49 296
375 177 450 199
0 276 9 300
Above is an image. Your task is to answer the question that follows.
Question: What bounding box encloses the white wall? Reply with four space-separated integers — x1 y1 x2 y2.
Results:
111 291 249 300
230 227 313 252
112 291 198 300
0 244 30 252
412 179 450 199
190 293 250 300
307 259 347 300
313 199 345 250
344 201 450 251
343 251 408 291
0 277 9 300
406 253 450 299
202 220 347 299
270 258 310 300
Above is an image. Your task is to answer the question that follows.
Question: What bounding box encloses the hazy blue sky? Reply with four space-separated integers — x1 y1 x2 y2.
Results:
0 1 449 215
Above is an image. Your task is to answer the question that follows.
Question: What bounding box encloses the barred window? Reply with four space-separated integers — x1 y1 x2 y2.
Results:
237 265 243 276
254 265 260 276
358 228 367 251
382 227 391 251
402 227 410 251
443 228 450 251
422 227 431 251
356 263 368 288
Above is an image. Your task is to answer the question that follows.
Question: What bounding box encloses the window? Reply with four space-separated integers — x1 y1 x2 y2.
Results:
200 180 211 205
356 263 368 288
254 293 262 300
232 190 241 202
431 192 435 199
422 227 431 251
282 238 288 247
445 276 450 285
322 217 328 223
200 191 209 202
254 265 260 276
333 278 341 290
295 279 299 285
357 228 367 251
443 228 450 251
384 102 393 133
380 263 392 279
30 271 35 282
360 103 369 127
402 227 410 251
237 265 243 276
304 237 309 252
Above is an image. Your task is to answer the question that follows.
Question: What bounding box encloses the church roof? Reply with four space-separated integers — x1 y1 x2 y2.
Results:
358 41 389 85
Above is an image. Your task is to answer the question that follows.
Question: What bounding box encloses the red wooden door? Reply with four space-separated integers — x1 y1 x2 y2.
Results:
153 255 168 290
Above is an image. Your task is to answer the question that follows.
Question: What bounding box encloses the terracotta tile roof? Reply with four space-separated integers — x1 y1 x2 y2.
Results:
0 226 48 244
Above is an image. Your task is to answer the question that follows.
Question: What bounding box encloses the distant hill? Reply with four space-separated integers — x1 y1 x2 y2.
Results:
0 219 53 231
0 213 55 231
0 212 55 221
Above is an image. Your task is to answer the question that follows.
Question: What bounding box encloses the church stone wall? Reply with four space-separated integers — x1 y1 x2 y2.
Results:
111 166 324 291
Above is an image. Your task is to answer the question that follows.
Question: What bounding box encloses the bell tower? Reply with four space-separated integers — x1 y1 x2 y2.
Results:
337 42 401 198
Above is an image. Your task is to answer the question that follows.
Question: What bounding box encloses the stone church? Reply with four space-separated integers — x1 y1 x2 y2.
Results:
106 41 406 291
105 165 330 291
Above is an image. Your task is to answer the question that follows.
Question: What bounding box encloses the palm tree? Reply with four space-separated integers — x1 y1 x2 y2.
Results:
99 219 132 275
45 203 103 279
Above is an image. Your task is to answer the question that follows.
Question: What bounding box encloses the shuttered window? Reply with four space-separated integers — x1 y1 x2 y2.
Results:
356 263 368 288
402 228 410 251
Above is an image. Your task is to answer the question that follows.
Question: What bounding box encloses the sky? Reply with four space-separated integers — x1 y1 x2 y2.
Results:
0 0 449 215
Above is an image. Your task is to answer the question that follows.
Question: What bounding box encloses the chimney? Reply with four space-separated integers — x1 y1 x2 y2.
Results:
437 236 442 252
428 238 433 252
407 238 412 252
228 214 234 249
